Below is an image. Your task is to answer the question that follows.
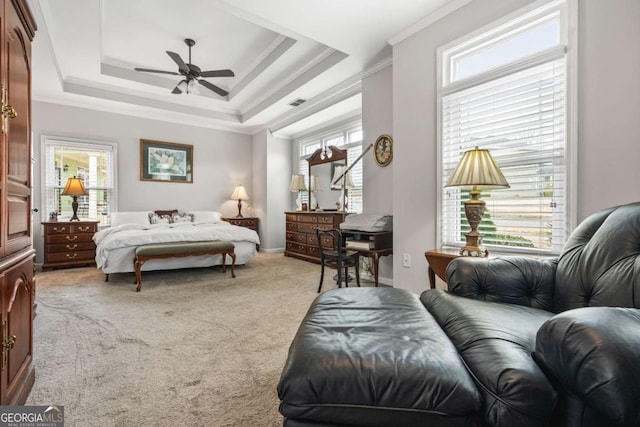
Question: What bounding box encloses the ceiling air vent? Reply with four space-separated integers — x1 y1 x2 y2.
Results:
288 98 307 107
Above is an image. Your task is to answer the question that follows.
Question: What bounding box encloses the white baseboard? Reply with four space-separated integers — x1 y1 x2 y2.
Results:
260 247 285 253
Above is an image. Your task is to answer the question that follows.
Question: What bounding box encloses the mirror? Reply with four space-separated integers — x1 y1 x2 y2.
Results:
307 146 347 211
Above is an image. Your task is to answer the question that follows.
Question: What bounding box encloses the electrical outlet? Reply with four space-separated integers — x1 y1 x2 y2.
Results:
403 253 411 268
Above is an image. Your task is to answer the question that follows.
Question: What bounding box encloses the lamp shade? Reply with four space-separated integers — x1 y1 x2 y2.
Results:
309 175 321 192
61 176 88 196
445 147 509 189
231 185 249 201
288 174 306 192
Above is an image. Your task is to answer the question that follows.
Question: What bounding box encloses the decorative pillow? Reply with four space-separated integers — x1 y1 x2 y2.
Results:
155 209 178 217
189 211 222 223
171 212 194 223
110 211 152 227
149 212 172 224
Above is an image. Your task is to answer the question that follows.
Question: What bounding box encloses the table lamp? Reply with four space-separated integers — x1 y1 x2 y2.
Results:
62 176 88 221
445 146 509 257
231 185 249 218
289 174 307 211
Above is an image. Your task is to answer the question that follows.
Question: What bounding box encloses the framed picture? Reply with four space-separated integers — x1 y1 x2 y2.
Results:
140 139 193 183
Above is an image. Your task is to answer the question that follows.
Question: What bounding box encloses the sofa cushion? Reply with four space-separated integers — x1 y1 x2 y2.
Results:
421 290 557 427
278 288 482 427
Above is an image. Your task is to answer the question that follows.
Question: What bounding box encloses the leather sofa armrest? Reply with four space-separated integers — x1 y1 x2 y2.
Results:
534 307 640 426
446 256 557 311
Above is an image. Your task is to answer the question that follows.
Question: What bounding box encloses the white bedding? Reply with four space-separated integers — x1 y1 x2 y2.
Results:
94 221 260 274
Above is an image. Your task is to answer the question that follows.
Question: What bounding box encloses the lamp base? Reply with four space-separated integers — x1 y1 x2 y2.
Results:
70 196 81 221
236 199 244 218
460 189 488 257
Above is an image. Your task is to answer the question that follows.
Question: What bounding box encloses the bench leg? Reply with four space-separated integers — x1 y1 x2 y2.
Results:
230 251 236 278
134 258 144 292
105 274 109 282
221 253 227 273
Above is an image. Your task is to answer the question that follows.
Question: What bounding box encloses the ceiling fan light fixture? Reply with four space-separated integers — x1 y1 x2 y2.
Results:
187 79 199 95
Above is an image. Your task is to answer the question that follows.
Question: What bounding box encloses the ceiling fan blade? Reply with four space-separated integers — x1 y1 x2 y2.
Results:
171 80 185 94
166 51 189 74
199 69 235 78
134 68 179 75
198 79 228 97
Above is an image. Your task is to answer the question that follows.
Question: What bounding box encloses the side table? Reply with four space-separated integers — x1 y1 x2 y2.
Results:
222 217 259 250
424 248 462 289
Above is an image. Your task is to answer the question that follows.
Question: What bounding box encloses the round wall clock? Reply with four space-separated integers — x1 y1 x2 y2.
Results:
374 134 393 167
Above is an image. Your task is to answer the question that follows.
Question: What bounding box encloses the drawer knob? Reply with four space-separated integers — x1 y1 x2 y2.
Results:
53 227 67 232
66 244 78 250
66 253 78 259
66 236 78 241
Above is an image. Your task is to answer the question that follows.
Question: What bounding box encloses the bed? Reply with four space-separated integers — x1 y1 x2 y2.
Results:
94 211 260 275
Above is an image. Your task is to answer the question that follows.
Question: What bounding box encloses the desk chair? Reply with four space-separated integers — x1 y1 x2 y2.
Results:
316 228 360 293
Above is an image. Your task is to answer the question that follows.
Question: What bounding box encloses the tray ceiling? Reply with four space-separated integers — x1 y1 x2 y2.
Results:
29 0 459 135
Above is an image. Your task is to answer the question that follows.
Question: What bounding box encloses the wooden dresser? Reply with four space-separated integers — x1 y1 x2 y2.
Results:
0 0 37 405
285 212 346 263
42 221 100 270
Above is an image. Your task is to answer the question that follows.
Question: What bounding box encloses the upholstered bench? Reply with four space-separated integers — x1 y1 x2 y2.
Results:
134 241 235 291
277 287 482 427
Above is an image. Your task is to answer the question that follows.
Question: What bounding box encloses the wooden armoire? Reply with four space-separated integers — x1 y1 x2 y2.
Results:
0 0 36 405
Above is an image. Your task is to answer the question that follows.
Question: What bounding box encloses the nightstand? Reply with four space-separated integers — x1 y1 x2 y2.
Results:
42 221 100 270
222 217 259 249
424 248 462 289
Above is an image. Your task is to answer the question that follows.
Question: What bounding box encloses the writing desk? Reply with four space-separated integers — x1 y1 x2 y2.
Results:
341 230 392 287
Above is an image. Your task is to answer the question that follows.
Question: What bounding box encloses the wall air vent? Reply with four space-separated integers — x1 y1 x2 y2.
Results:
288 98 307 107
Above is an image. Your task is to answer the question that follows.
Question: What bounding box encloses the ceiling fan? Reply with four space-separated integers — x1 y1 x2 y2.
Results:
134 38 234 97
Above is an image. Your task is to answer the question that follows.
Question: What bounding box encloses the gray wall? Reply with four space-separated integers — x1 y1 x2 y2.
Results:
362 64 393 283
32 101 253 264
391 0 640 293
252 129 290 251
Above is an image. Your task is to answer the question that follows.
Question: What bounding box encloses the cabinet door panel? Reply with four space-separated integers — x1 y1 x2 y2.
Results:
2 256 34 404
5 16 32 255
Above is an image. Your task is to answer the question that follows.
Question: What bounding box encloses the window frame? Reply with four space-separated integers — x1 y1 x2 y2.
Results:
41 135 118 225
436 0 578 255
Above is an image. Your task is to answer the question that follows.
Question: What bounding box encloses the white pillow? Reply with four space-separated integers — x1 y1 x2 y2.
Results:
189 211 222 223
110 211 151 227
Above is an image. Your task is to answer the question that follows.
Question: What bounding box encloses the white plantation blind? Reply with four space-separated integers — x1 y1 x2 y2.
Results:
440 0 570 254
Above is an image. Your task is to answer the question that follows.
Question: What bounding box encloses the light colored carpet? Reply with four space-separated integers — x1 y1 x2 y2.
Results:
26 253 374 427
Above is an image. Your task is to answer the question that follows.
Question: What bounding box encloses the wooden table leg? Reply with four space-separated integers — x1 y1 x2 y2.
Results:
428 266 436 289
373 253 380 287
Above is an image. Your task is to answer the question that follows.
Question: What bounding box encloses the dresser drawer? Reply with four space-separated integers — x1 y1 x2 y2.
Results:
298 215 317 223
286 214 297 222
45 223 97 234
46 250 95 263
317 215 336 225
47 234 95 244
286 232 306 244
307 246 321 257
297 223 317 234
286 222 297 232
48 242 96 253
286 242 306 254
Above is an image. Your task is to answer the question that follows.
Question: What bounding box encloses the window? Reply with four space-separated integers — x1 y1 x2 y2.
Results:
297 122 363 213
438 0 574 255
42 136 117 225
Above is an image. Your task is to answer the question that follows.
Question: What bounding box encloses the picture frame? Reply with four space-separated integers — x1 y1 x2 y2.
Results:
140 139 193 183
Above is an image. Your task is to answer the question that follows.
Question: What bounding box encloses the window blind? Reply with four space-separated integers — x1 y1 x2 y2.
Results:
442 57 567 254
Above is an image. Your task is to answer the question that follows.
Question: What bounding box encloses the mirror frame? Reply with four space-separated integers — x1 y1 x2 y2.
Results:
306 146 347 211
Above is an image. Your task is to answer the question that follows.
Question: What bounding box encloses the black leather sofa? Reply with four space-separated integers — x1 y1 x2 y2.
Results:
277 202 640 427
